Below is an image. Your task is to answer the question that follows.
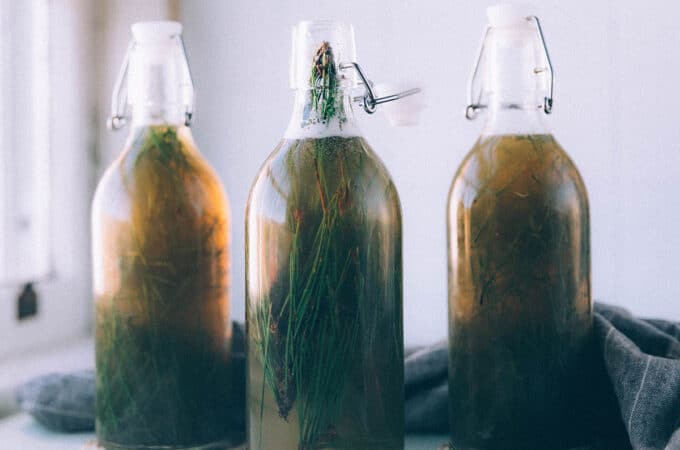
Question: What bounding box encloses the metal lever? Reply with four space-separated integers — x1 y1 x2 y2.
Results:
528 16 554 115
178 35 195 125
340 62 421 114
465 16 554 120
465 25 491 120
108 42 133 130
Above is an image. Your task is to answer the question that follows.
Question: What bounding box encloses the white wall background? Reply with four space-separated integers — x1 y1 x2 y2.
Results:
172 0 680 346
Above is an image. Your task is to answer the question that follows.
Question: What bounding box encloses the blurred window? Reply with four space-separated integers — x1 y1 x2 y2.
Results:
0 1 51 285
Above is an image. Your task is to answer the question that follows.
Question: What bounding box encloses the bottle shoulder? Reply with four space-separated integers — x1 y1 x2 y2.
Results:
92 126 229 220
448 134 588 213
250 136 397 192
247 136 401 222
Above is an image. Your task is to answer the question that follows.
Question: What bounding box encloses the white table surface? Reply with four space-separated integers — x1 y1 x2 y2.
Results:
0 413 449 450
0 413 95 450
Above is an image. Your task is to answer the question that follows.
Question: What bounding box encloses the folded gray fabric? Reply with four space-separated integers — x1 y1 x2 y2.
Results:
17 321 245 433
594 304 680 450
404 341 448 433
16 370 94 432
404 303 680 450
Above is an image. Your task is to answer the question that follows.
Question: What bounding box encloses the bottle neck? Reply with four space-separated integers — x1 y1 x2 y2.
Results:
284 88 361 139
480 27 550 136
481 100 549 136
131 105 185 127
122 124 196 165
128 41 188 127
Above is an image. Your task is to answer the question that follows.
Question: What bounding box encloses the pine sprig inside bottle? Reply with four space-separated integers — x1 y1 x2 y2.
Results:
308 41 342 125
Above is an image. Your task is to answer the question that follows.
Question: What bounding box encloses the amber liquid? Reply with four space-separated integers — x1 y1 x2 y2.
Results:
92 126 233 448
246 136 404 450
447 134 592 449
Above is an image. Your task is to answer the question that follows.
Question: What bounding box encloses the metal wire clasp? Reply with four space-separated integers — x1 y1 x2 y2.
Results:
465 16 554 120
107 42 133 130
107 36 195 130
339 62 421 114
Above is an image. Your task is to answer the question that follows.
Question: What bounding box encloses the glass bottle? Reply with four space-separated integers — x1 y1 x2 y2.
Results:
91 21 234 449
246 21 404 450
447 6 592 449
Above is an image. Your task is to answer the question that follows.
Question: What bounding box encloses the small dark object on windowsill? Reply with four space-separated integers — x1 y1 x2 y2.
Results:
17 283 38 320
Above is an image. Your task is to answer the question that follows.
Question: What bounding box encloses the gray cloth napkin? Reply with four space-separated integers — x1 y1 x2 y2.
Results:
17 322 246 434
405 303 680 450
16 370 94 432
17 304 680 450
594 304 680 450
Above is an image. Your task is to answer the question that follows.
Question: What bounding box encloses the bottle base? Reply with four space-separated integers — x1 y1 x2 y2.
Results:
83 437 245 450
446 438 594 450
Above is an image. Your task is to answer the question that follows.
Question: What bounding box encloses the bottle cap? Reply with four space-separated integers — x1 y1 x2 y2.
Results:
466 5 554 119
108 21 194 129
